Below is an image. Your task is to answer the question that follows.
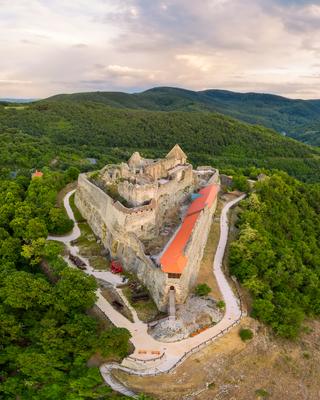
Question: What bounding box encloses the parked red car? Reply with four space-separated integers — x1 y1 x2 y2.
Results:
111 260 123 274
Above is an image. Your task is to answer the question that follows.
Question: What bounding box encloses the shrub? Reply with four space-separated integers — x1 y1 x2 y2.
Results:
255 388 270 398
48 207 74 235
216 300 225 309
65 166 80 181
231 174 250 192
137 395 154 400
195 283 211 296
239 328 253 341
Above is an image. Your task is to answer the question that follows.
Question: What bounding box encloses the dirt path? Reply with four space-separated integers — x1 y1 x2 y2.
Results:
115 318 320 400
56 181 77 207
48 188 246 398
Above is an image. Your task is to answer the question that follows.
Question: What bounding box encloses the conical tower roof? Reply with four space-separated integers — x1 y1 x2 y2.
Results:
166 144 187 160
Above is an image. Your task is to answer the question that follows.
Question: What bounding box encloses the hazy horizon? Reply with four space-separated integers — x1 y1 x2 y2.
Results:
1 0 320 99
3 85 320 102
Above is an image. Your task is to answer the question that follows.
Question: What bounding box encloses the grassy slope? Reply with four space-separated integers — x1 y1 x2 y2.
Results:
114 317 320 400
45 87 320 145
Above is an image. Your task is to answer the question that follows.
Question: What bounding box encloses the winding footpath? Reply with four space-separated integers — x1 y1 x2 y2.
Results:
49 190 246 398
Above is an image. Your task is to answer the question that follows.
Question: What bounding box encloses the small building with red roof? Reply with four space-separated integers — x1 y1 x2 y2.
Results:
32 170 43 179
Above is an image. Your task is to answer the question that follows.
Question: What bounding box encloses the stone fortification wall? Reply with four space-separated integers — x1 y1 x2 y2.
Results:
162 193 219 305
118 164 194 211
144 157 179 180
117 234 168 310
121 200 159 239
75 174 126 240
75 152 219 311
194 167 220 186
208 169 220 184
75 173 169 310
117 180 158 206
75 174 157 241
181 195 218 292
157 165 193 202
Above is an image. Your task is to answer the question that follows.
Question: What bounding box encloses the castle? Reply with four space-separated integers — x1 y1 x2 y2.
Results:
75 145 219 311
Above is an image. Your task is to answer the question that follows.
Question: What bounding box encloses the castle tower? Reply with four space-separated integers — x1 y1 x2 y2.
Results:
166 144 187 164
128 151 143 169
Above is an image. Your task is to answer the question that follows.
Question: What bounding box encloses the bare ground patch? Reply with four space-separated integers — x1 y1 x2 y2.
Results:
100 284 134 323
112 191 320 400
196 192 243 302
121 285 163 323
195 198 223 301
113 318 320 400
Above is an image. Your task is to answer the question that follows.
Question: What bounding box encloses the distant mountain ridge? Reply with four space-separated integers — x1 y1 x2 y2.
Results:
46 87 320 146
0 98 38 103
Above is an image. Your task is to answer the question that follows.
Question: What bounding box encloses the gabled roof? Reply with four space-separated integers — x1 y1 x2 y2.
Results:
160 213 198 273
160 184 219 274
187 185 218 216
128 151 143 168
166 144 187 160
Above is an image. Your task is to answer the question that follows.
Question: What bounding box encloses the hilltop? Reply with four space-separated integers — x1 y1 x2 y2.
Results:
1 91 319 400
46 87 320 146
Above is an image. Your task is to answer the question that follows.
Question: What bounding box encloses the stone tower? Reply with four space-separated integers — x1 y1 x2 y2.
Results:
166 144 187 164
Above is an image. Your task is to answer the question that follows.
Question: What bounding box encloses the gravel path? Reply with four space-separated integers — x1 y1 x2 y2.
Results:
48 189 245 397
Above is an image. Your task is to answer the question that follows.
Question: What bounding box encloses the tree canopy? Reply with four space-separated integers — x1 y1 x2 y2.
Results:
0 171 131 399
230 173 320 338
0 100 319 183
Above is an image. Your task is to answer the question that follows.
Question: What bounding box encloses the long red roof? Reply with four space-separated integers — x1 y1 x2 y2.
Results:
160 184 219 274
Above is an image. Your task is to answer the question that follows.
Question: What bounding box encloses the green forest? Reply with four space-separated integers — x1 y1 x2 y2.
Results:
230 173 320 338
0 171 131 399
44 87 320 146
1 100 320 183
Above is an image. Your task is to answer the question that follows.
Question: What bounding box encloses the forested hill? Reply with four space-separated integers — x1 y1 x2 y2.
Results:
46 87 320 146
1 100 320 183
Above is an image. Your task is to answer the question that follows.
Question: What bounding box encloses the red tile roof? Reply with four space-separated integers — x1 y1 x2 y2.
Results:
160 184 219 274
32 170 43 178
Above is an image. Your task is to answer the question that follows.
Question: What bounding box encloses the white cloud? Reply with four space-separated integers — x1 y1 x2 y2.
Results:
0 0 320 98
175 54 213 73
106 65 146 75
0 79 32 84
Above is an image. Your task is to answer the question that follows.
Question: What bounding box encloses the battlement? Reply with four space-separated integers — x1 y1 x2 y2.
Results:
113 198 156 215
75 145 220 311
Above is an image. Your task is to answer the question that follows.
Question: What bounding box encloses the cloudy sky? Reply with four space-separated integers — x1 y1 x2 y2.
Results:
1 0 320 99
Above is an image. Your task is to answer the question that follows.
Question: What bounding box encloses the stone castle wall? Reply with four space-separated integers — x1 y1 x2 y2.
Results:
76 174 158 241
75 174 169 309
144 157 178 180
161 194 218 306
117 164 194 207
75 156 219 311
117 181 158 206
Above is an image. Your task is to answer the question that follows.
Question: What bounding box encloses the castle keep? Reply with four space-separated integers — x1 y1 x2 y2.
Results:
75 145 219 311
